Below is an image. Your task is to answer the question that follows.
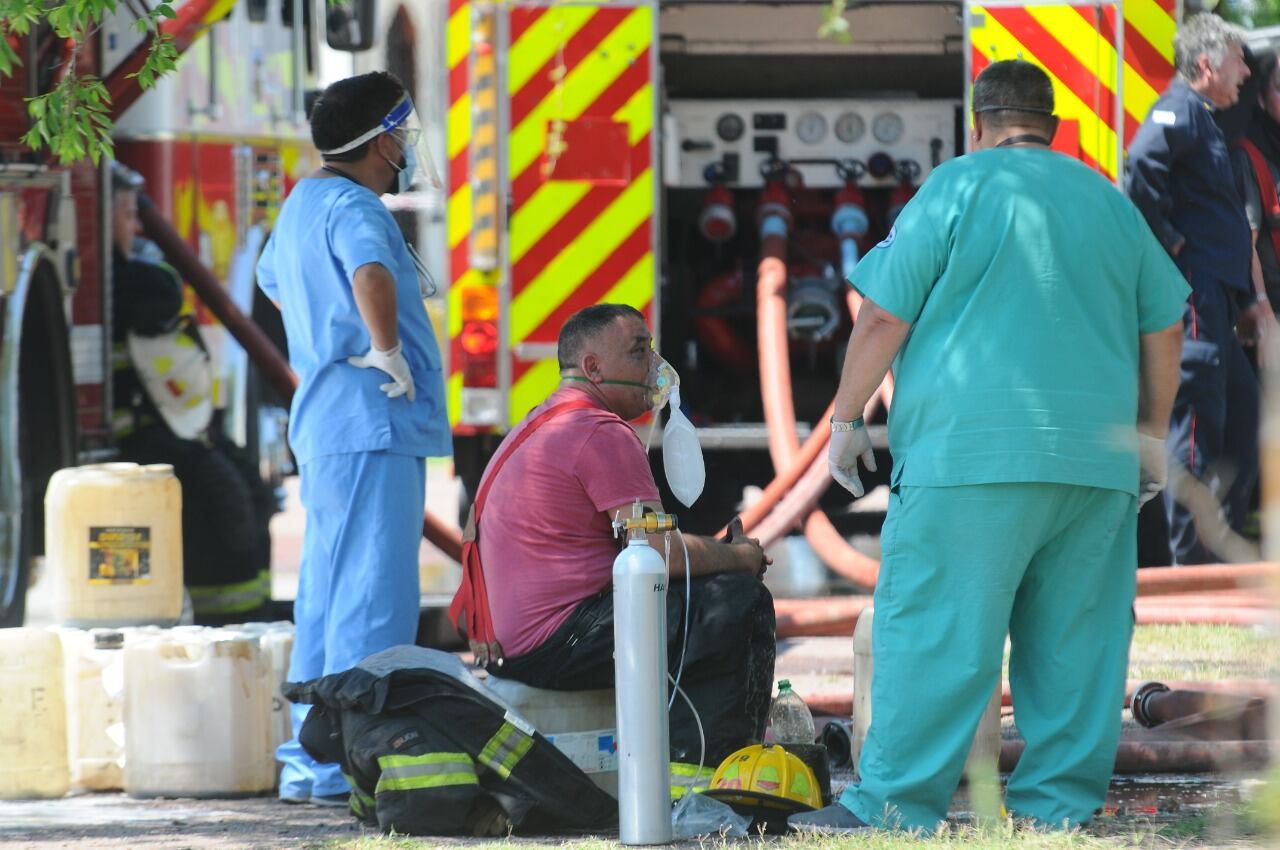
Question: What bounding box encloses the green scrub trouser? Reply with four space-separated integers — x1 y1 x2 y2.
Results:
842 482 1136 830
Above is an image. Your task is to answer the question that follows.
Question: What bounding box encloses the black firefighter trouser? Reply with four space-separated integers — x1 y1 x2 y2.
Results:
488 571 776 787
1164 280 1260 564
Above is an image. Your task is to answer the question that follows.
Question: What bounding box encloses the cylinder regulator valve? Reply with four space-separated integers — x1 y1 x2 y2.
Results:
757 179 792 240
698 184 738 244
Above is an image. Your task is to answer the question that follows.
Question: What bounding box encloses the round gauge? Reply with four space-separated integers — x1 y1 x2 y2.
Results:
872 111 905 145
835 112 865 144
715 113 745 142
796 111 828 145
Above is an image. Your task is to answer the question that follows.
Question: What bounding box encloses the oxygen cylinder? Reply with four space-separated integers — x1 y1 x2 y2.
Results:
612 503 673 845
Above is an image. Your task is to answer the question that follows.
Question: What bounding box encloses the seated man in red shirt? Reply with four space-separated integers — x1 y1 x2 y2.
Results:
468 303 775 795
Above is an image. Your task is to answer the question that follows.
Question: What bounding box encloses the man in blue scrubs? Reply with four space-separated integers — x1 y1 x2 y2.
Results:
790 60 1188 833
256 71 450 805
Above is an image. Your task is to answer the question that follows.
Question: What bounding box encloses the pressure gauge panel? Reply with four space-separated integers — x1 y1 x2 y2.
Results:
795 111 828 145
834 111 865 144
872 111 905 145
716 113 745 142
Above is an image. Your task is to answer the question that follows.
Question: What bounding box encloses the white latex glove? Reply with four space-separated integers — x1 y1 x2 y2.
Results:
828 421 877 497
348 342 416 401
1138 431 1167 508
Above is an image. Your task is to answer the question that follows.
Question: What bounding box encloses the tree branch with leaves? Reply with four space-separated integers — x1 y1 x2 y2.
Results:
0 0 179 163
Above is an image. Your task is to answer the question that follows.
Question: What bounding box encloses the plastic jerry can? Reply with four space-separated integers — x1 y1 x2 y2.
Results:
852 606 1001 779
46 463 183 627
59 628 128 790
0 629 69 798
124 628 275 797
225 621 295 751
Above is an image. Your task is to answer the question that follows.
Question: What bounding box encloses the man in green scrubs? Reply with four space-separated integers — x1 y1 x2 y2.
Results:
789 60 1189 833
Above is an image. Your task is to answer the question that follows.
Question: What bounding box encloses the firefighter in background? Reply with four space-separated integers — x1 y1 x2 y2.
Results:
255 71 450 806
794 60 1187 833
1126 14 1261 565
1231 49 1280 328
110 164 274 623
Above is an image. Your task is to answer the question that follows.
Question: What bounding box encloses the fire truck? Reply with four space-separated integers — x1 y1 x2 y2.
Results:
337 0 1180 561
0 0 1179 624
0 0 376 624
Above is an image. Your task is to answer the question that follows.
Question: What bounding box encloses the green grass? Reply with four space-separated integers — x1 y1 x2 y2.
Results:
310 814 1269 849
1126 624 1278 682
994 625 1278 684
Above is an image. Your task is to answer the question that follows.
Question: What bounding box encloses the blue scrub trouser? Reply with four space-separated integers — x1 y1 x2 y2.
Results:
841 482 1136 830
277 450 425 800
1164 283 1259 564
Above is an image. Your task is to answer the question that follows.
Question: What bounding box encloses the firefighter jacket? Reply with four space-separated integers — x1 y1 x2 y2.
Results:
282 645 617 836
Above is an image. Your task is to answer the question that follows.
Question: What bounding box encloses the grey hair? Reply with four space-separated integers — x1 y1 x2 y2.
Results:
1175 13 1247 81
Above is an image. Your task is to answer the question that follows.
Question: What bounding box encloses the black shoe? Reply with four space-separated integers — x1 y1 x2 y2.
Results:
310 792 351 808
788 804 873 834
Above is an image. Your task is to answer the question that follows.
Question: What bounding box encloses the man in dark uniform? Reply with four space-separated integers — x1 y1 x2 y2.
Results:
110 163 275 622
1126 12 1259 565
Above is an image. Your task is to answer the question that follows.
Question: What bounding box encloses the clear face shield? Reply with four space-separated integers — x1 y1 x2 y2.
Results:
319 95 442 192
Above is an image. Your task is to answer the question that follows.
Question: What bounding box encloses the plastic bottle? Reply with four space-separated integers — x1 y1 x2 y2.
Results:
767 679 816 745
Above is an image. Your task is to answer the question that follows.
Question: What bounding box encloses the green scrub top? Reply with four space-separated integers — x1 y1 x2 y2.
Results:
849 147 1189 494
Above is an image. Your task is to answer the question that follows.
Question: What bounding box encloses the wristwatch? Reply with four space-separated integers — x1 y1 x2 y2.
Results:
830 417 865 432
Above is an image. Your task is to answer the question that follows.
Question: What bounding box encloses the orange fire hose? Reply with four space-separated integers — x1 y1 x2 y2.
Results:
754 232 888 587
806 678 1275 719
774 594 1270 639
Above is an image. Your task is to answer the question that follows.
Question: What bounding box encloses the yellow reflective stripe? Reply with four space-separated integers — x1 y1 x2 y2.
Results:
1124 0 1176 65
615 83 654 146
508 7 652 182
447 371 464 428
510 169 653 344
1021 5 1156 126
202 0 237 25
509 359 563 428
448 184 473 250
599 251 654 311
446 4 470 71
508 6 597 95
341 773 373 815
188 570 270 615
510 183 593 266
375 752 478 794
508 252 653 423
971 9 1118 177
478 722 533 780
669 762 715 800
509 84 653 267
448 94 471 162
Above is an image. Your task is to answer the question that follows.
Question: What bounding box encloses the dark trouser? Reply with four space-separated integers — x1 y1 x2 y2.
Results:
1165 282 1260 565
490 571 776 766
118 423 273 622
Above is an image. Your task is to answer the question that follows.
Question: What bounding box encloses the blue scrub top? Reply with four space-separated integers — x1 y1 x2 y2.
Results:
256 177 451 465
850 147 1189 494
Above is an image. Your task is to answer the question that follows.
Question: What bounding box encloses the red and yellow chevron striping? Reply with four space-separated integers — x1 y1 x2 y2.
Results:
447 0 658 428
969 0 1175 180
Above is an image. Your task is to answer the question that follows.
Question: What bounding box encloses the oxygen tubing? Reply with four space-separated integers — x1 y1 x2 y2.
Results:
140 200 466 559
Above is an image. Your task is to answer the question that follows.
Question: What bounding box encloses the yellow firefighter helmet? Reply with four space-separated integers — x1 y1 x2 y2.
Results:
702 743 822 816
